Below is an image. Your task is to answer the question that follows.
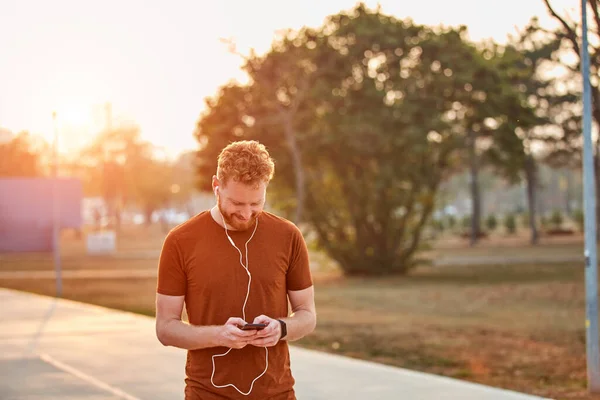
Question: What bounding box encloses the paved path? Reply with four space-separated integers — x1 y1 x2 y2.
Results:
0 288 550 400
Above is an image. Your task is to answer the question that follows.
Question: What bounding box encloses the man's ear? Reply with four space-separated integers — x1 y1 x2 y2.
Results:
212 175 219 195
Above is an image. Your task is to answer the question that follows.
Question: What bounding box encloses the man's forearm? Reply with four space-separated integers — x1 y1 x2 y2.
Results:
281 309 316 341
157 319 221 350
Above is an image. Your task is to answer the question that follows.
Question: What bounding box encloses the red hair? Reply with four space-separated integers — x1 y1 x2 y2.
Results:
217 140 275 187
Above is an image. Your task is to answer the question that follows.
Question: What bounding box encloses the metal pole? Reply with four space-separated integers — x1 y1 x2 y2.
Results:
52 111 62 297
581 0 600 392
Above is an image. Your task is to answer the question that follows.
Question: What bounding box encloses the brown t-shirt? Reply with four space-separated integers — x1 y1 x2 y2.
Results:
157 210 313 400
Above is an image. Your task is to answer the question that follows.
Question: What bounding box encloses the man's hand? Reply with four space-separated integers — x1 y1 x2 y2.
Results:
248 315 282 348
217 317 259 349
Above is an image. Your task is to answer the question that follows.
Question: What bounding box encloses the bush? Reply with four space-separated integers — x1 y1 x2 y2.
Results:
504 213 517 235
486 214 498 232
431 218 445 233
447 215 456 230
550 210 564 229
572 209 584 232
461 215 472 231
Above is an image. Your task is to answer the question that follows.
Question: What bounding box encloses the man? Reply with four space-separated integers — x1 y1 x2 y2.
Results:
155 140 316 400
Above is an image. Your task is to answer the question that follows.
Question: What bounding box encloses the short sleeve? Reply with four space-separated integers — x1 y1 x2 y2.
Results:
156 232 187 296
286 227 313 291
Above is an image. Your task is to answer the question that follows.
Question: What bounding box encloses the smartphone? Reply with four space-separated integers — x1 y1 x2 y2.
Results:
241 323 267 331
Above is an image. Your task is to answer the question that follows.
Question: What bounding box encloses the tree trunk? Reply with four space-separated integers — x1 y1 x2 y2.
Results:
565 169 572 216
525 155 539 245
282 115 305 224
468 130 481 246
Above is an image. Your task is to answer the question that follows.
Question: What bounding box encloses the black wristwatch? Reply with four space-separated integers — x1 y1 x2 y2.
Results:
277 319 287 340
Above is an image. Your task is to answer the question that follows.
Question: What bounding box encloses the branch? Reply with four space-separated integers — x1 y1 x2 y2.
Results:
290 74 311 115
591 0 600 39
279 50 339 117
275 72 311 119
565 61 581 73
392 182 417 249
543 0 581 56
218 37 250 62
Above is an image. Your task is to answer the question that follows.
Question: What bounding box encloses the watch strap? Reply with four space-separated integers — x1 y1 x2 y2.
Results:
277 319 287 340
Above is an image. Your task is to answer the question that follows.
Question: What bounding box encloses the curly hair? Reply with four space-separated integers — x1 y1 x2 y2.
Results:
217 140 275 187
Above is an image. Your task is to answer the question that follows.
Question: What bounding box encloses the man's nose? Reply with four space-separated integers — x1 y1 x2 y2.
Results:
239 208 252 220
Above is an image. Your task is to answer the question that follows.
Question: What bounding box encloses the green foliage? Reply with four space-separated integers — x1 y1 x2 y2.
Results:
431 218 445 233
483 19 565 181
533 3 599 169
486 214 498 231
447 215 457 230
550 209 563 229
194 4 528 275
572 209 584 232
504 213 517 234
461 215 472 231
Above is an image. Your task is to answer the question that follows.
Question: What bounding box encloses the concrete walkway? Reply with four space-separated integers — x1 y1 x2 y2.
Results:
0 288 550 400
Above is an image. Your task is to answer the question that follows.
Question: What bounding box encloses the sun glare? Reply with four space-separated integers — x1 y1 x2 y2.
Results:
47 100 102 154
57 103 92 129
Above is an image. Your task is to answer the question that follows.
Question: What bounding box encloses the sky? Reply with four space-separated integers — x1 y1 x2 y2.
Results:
0 0 577 159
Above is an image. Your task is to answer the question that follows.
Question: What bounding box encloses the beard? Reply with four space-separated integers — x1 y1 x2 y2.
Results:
217 195 260 231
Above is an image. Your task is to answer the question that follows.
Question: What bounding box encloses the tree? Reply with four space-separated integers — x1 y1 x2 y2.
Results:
129 156 173 224
541 0 600 232
0 132 44 177
483 20 569 245
78 124 173 227
198 30 338 224
196 4 517 275
504 213 517 234
170 151 200 211
434 41 524 246
195 84 253 191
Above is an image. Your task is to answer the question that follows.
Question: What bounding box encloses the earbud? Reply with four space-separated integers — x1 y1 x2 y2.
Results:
214 186 219 196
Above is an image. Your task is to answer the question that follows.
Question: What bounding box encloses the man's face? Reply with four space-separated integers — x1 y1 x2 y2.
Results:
216 180 266 231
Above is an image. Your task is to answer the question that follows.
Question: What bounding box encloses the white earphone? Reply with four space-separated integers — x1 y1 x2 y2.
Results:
210 206 268 396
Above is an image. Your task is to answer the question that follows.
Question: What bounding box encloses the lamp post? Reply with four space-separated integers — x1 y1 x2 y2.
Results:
52 111 62 297
580 0 600 392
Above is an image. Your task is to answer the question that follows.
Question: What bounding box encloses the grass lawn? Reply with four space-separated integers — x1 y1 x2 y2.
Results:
0 226 597 399
0 225 164 272
425 231 586 261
